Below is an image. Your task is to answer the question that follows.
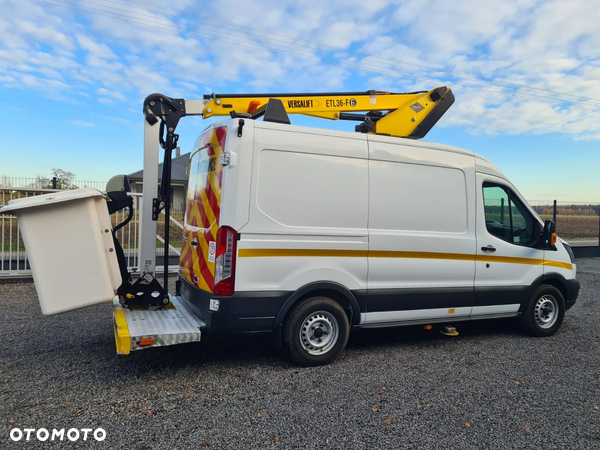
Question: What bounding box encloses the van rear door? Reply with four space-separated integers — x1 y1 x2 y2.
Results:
179 126 227 292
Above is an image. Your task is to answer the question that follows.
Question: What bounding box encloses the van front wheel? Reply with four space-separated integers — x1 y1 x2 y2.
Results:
283 296 350 366
520 285 565 337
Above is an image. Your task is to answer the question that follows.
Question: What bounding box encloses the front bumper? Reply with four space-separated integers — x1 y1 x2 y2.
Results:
566 278 580 310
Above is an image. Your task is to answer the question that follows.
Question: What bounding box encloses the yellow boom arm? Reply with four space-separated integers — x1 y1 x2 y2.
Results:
201 86 454 139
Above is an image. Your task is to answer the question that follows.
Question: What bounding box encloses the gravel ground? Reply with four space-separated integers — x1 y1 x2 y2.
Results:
1 273 599 449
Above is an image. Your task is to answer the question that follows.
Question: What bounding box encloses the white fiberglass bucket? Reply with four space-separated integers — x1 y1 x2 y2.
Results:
0 188 121 315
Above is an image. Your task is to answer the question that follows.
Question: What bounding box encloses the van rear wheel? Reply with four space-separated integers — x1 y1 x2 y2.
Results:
283 296 350 367
520 284 565 337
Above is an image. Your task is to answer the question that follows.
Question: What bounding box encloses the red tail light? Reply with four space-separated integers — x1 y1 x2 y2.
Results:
214 226 237 295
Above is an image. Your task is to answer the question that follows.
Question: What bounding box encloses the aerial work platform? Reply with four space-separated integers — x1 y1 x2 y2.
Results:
0 85 458 361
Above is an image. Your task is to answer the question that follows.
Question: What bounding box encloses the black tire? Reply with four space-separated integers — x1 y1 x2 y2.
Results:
520 284 565 337
283 296 350 367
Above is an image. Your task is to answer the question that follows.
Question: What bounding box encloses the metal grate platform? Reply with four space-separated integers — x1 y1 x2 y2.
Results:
113 294 205 354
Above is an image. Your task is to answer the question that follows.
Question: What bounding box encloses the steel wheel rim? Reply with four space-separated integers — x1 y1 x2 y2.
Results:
534 295 559 329
299 310 339 355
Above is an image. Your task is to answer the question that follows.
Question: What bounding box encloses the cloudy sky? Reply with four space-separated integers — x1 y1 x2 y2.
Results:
1 0 599 201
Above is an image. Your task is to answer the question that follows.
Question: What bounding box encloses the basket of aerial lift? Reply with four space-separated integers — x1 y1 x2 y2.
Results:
0 188 121 315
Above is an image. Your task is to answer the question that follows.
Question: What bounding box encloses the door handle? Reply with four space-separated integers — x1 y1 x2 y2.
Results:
481 245 496 252
191 238 198 247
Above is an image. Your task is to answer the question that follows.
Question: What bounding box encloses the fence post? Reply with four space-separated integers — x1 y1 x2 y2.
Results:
553 200 557 224
51 177 57 189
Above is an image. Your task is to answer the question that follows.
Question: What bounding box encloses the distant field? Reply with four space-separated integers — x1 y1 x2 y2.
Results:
540 215 599 241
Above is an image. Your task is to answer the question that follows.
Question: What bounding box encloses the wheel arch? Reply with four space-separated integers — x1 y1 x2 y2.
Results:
520 273 568 337
524 273 571 309
271 282 361 348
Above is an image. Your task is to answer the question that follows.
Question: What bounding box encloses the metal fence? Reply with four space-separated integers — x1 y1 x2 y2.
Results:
0 176 107 191
529 201 600 255
0 186 183 278
528 200 600 247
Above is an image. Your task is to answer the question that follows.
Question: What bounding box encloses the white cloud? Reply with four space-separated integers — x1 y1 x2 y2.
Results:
76 34 118 66
68 119 95 127
97 87 125 101
18 21 74 49
0 0 599 140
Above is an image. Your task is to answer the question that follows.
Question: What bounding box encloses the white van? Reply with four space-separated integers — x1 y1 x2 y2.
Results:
177 118 579 366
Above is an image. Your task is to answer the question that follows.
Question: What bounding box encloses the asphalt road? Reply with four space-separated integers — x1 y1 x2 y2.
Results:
1 272 599 449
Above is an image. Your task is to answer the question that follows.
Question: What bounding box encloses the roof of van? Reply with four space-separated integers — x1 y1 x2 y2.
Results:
203 118 508 180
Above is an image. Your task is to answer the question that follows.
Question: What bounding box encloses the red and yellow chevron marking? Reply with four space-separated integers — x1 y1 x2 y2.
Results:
179 126 227 292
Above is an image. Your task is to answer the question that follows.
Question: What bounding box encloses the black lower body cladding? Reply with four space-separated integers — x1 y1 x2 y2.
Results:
178 275 581 332
178 275 288 333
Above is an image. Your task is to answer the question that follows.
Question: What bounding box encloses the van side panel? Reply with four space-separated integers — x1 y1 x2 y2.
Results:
236 125 369 299
365 138 476 324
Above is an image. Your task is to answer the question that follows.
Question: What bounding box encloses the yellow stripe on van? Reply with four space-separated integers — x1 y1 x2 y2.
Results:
478 255 573 270
239 249 368 258
477 254 544 266
208 168 222 202
542 260 574 270
199 186 216 227
190 246 211 291
238 248 572 270
239 249 473 261
369 250 475 261
197 235 215 277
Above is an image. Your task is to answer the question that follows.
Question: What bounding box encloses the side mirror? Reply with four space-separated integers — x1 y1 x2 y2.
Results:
106 175 131 193
541 220 557 248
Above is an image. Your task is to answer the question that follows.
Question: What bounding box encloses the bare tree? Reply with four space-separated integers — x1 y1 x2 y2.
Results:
51 168 78 190
28 169 79 190
32 175 51 189
0 175 12 188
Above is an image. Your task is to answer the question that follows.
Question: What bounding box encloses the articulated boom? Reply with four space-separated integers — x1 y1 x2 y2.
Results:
201 86 454 139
